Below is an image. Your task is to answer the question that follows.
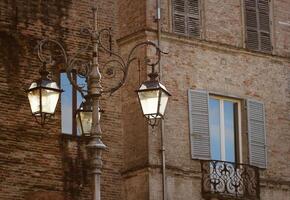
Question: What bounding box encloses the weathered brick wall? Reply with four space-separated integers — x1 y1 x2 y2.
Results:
203 0 244 47
117 0 146 39
0 0 123 200
133 32 290 200
1 0 289 199
118 37 151 200
135 0 290 199
146 0 290 57
273 0 290 57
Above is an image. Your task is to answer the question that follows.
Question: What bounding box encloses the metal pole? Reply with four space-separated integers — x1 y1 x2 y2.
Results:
156 0 167 199
87 5 106 200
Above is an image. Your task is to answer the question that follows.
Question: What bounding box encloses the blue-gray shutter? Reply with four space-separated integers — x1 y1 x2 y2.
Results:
247 99 267 168
188 89 210 160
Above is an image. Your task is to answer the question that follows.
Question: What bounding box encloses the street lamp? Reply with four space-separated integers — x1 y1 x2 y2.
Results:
27 63 63 126
76 96 94 136
137 71 171 126
26 5 170 200
76 96 104 136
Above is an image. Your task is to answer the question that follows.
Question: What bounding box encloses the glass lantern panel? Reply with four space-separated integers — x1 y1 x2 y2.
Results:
46 81 60 90
77 111 92 136
28 88 40 114
41 88 60 114
138 89 160 116
158 90 169 116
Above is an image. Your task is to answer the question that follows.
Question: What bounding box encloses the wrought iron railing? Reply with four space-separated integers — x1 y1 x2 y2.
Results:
200 160 260 200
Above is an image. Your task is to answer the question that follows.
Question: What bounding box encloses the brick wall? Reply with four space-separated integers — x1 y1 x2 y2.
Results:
0 0 289 200
147 0 290 57
160 33 290 199
0 0 123 200
119 0 290 199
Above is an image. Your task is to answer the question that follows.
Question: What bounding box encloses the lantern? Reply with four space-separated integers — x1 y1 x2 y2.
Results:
137 79 171 120
76 97 102 136
27 68 63 126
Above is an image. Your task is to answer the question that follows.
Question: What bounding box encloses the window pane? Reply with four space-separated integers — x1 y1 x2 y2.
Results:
209 98 221 160
224 101 235 162
61 73 72 134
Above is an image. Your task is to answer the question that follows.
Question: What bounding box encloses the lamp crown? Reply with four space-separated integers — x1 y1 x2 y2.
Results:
148 71 159 81
39 62 50 80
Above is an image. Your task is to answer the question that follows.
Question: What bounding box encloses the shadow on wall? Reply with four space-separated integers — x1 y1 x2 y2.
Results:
60 135 89 200
25 191 67 200
0 31 22 97
24 136 89 200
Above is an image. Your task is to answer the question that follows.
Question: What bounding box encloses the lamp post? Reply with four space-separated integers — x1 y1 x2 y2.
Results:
26 5 170 200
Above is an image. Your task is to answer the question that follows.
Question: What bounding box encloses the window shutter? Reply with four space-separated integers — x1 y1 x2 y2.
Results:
187 0 200 37
173 0 186 34
245 0 259 50
173 0 200 37
245 0 271 52
247 100 267 168
258 0 271 52
188 89 210 160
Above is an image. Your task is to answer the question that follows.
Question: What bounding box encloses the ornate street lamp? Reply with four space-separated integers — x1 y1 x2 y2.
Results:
27 63 63 126
137 69 171 126
26 5 170 200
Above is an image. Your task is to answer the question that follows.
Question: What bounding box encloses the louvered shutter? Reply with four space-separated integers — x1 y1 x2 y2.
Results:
173 0 186 34
258 0 271 52
188 89 210 160
245 0 271 52
247 100 267 168
245 0 259 50
173 0 200 37
187 0 200 37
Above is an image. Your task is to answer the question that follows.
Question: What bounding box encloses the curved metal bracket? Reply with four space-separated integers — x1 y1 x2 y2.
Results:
36 5 168 101
37 38 91 98
100 40 168 95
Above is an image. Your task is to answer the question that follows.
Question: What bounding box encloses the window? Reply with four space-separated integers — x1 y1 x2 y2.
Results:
172 0 201 37
244 0 272 52
188 89 267 168
209 96 242 163
60 72 86 135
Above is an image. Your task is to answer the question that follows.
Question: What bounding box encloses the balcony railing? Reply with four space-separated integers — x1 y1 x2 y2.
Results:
200 160 260 200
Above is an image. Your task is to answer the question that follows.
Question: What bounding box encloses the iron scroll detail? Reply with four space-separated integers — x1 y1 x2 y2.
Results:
36 28 167 98
201 160 260 200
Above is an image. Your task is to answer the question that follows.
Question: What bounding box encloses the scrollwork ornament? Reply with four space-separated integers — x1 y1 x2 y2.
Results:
201 160 259 199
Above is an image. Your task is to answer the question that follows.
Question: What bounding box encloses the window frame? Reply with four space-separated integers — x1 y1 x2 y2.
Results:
209 95 243 164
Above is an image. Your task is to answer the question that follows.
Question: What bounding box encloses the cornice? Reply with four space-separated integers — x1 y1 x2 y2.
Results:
117 29 290 64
